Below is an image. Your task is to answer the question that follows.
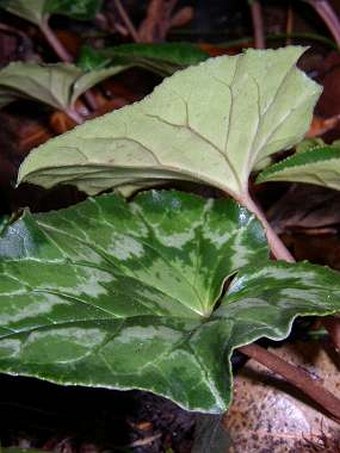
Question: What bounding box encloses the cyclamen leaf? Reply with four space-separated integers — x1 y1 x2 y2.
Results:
70 65 128 105
0 62 81 110
0 0 46 26
0 190 268 413
1 191 340 413
45 0 103 20
256 144 340 192
77 45 111 71
17 46 322 200
78 43 209 75
106 43 209 67
0 62 126 111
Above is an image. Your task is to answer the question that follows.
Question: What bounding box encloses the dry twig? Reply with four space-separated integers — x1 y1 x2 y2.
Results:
238 343 340 423
249 0 265 48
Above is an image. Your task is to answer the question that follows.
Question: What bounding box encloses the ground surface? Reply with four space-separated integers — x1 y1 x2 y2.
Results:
0 1 340 451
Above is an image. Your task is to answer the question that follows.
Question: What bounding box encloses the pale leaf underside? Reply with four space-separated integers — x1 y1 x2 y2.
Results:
0 0 47 26
0 62 127 111
0 62 81 110
18 46 322 199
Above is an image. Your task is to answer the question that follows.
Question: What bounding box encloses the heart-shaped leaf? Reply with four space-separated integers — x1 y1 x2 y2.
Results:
0 191 268 412
1 191 339 413
17 47 322 200
257 143 340 192
0 62 126 111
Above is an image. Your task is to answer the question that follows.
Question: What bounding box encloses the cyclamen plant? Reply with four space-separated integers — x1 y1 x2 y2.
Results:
0 0 209 123
0 46 340 420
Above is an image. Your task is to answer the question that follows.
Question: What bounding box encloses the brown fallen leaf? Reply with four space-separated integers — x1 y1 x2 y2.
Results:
307 114 340 138
170 6 194 28
54 30 82 59
223 341 340 452
317 52 340 119
266 184 340 235
50 111 77 134
88 97 130 118
17 119 52 153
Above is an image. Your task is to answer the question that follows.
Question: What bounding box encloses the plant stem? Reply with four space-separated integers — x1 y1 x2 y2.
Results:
40 16 73 63
64 108 84 124
83 90 100 111
249 0 265 48
238 343 340 422
304 0 340 47
40 16 99 113
114 0 141 42
243 196 340 353
242 190 340 349
239 191 295 262
286 1 294 45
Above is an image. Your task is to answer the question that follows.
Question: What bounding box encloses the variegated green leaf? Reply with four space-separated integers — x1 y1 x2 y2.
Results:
78 43 209 75
1 190 340 413
0 190 268 413
45 0 103 20
17 46 322 200
257 144 340 191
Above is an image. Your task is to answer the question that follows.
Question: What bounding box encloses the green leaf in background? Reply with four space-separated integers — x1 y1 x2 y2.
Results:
70 65 128 105
0 0 46 26
45 0 103 20
78 43 209 75
0 0 103 24
110 42 210 67
256 144 340 192
18 47 322 200
78 45 111 71
1 190 340 413
0 62 126 111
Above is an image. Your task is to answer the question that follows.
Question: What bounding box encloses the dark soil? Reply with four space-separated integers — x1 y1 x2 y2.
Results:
1 374 196 452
